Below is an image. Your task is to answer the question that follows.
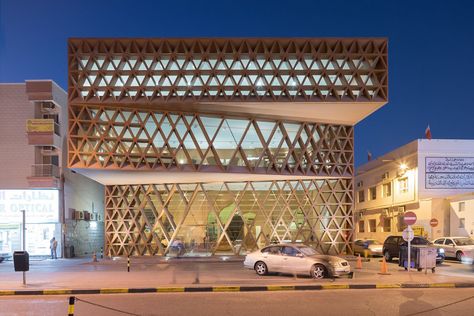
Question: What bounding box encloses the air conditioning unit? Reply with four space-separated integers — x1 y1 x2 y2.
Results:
84 211 91 221
69 208 76 219
381 172 389 180
74 210 84 220
356 181 363 188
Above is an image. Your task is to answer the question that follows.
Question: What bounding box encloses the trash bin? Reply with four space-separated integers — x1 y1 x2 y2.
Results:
399 245 436 272
399 245 418 269
417 246 437 272
64 245 75 258
13 251 29 272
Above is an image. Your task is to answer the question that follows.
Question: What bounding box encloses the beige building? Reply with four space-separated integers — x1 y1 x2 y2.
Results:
0 81 104 257
355 139 474 243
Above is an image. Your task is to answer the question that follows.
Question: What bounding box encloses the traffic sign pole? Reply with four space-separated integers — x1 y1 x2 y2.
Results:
403 212 417 273
408 226 411 273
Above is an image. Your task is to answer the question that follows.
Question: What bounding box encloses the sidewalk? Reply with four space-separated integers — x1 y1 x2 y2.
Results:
0 256 473 295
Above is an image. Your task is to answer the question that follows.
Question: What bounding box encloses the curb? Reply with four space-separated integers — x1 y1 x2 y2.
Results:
1 283 473 296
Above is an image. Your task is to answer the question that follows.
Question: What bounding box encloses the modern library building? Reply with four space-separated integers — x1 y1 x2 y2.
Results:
67 38 388 256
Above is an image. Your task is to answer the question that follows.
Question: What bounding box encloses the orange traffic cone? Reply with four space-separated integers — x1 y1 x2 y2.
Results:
378 256 391 275
356 254 363 269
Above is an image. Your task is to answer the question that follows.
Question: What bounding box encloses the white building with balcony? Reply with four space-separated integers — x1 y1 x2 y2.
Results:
0 81 104 258
355 139 474 242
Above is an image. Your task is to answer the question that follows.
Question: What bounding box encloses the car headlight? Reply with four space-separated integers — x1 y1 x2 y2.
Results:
438 248 445 254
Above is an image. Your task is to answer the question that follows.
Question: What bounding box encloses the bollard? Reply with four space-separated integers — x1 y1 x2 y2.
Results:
100 247 103 259
67 296 75 316
127 255 130 272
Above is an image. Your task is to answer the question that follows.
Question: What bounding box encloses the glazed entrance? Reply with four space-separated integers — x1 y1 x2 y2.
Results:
105 179 353 257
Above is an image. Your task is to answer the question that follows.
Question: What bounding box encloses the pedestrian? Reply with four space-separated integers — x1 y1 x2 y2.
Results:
50 237 58 259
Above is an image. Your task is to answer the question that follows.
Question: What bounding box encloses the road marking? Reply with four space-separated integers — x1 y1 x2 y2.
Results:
213 286 240 292
100 288 129 294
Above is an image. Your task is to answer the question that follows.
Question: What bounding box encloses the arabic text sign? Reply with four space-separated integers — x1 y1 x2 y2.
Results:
425 157 474 189
0 190 59 223
426 157 474 173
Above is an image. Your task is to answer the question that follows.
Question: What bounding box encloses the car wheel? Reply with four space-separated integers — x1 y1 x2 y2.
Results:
384 251 391 262
311 264 327 279
254 261 268 276
456 251 464 261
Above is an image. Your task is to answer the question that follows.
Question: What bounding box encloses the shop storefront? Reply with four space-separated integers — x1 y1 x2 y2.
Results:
0 189 61 256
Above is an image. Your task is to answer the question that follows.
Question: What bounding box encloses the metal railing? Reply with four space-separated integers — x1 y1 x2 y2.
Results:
31 164 60 177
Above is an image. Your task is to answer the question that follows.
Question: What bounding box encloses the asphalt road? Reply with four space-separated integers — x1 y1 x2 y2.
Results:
1 288 473 316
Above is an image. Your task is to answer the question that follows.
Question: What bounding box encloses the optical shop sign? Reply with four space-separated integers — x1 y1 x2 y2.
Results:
425 157 474 189
0 190 59 223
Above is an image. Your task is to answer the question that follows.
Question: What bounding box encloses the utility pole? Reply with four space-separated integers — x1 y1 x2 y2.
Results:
21 209 26 285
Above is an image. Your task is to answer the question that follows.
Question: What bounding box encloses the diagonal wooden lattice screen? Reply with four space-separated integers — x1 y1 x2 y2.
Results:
105 179 353 256
68 105 353 176
68 38 387 103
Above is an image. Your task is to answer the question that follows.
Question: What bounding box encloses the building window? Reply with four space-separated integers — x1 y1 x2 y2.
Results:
459 218 465 229
398 177 408 194
383 183 391 197
383 217 391 232
359 220 365 233
459 202 465 212
369 219 377 232
358 190 365 203
369 187 376 200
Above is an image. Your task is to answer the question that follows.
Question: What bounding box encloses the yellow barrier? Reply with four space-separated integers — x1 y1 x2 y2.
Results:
376 284 401 289
213 286 240 292
43 289 72 295
99 288 129 294
267 285 295 291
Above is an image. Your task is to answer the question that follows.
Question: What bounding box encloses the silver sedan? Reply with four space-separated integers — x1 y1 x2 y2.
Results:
243 243 351 279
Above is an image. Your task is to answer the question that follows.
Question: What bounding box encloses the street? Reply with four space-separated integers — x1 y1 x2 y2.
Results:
1 288 474 316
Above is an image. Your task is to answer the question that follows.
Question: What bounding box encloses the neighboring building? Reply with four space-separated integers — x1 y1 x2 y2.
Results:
67 38 388 256
355 139 474 242
447 192 474 238
0 81 104 257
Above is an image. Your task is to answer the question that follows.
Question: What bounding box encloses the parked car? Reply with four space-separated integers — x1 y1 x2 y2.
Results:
243 243 351 279
353 239 383 257
382 235 445 264
432 237 474 261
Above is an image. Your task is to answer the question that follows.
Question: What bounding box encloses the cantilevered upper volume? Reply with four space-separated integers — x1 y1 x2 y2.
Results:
68 38 388 124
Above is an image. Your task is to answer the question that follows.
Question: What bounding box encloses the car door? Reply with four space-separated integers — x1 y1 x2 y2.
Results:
444 239 455 257
280 246 308 274
354 240 364 254
261 246 283 272
433 238 445 252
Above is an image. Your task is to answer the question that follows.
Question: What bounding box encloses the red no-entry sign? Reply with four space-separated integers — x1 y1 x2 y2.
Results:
403 211 417 226
430 218 439 227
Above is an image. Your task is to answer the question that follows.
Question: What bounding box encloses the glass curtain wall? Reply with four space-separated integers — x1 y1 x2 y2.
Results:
105 179 353 257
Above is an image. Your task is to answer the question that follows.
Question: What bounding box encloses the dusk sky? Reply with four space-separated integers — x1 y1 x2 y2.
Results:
1 0 473 166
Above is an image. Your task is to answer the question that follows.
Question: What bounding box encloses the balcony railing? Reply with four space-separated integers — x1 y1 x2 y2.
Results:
26 119 60 136
31 164 59 178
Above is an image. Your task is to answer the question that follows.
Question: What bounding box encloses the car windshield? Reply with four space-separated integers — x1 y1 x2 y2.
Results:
296 246 319 256
455 238 474 246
